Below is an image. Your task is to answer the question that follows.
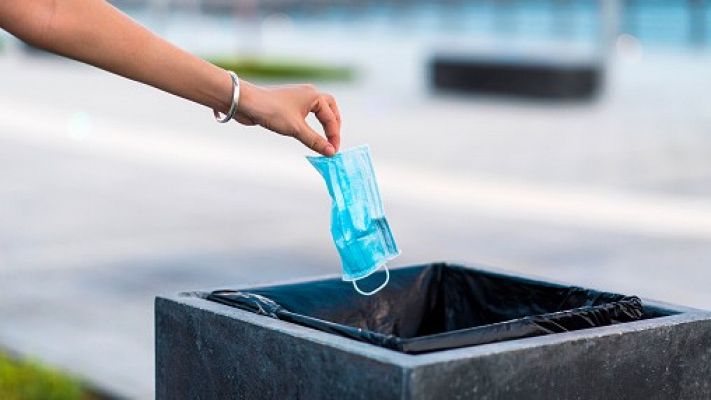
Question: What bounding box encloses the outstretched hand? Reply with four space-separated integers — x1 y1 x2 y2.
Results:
235 81 341 157
0 0 341 156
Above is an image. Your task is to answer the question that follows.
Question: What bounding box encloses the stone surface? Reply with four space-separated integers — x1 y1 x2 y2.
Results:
155 269 711 400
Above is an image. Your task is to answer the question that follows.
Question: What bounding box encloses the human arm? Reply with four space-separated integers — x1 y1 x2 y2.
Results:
0 0 340 155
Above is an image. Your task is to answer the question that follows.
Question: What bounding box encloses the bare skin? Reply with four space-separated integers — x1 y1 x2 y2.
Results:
0 0 341 156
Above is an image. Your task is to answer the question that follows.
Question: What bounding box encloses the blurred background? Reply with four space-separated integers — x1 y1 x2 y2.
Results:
1 0 710 398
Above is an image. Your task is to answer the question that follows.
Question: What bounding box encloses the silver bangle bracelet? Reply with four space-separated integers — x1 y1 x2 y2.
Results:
213 70 240 123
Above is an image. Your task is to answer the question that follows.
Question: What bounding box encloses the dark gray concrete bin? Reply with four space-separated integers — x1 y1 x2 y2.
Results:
156 265 711 400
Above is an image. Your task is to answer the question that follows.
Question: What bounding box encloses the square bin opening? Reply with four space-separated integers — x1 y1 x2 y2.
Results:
208 263 668 354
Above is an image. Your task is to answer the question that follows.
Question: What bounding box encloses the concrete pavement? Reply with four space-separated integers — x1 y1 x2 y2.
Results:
1 53 711 398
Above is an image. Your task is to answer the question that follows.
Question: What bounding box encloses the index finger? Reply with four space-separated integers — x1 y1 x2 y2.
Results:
296 121 336 157
312 95 340 153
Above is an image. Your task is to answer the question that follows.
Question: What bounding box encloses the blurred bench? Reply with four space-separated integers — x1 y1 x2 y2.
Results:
429 52 603 100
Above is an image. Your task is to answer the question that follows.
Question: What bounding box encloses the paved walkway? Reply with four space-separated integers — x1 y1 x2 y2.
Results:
1 53 711 398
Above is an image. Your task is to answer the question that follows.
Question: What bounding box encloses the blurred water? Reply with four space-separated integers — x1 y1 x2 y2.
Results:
124 1 708 53
107 0 710 98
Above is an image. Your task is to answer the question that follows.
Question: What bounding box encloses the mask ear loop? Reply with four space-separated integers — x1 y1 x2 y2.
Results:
352 265 390 296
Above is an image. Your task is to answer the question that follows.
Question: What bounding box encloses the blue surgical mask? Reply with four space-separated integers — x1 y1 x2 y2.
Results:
308 145 400 295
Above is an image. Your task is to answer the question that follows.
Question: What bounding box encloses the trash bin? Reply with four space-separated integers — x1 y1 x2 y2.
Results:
155 262 711 400
207 263 643 354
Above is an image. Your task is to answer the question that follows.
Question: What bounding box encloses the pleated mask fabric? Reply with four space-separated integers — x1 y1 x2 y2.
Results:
308 145 400 295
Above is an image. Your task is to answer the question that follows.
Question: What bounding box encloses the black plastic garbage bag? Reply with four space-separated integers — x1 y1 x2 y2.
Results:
208 263 643 354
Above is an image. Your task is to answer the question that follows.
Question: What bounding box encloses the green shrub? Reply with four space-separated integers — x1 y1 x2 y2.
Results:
209 57 354 82
0 353 86 400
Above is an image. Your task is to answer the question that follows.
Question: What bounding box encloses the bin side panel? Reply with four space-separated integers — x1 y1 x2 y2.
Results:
156 297 405 400
408 318 711 400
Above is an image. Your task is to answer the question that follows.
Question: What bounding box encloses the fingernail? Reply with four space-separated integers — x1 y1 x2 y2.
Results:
325 144 336 156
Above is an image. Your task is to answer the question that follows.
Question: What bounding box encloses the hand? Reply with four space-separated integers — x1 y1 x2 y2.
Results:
0 0 344 155
234 81 341 156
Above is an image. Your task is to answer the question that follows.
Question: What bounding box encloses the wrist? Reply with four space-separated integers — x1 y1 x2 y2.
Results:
209 67 234 115
236 79 257 115
212 70 240 123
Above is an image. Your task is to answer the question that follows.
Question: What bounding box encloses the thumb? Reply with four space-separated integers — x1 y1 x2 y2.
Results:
295 121 336 156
